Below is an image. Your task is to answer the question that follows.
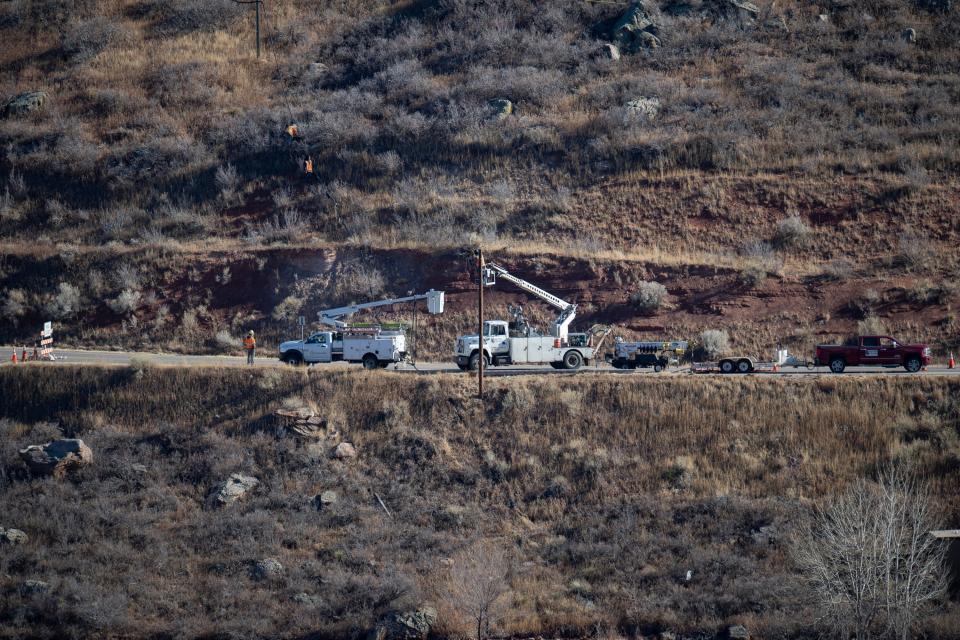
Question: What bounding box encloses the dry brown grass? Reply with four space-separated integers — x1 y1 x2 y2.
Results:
0 366 958 637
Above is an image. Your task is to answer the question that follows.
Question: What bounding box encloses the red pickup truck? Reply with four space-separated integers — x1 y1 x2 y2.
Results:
815 335 932 373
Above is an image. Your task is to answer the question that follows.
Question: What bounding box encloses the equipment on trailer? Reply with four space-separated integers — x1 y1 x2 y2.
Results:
279 290 444 368
453 262 602 370
607 339 688 372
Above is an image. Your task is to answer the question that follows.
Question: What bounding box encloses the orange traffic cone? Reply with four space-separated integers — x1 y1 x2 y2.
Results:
950 353 956 369
11 349 17 363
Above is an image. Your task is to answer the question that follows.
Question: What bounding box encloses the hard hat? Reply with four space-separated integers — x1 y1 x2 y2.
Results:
248 330 255 336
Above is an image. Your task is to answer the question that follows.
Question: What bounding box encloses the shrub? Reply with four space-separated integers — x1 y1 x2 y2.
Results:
897 230 932 271
108 289 142 315
773 215 811 250
271 296 301 322
45 283 82 319
215 163 240 203
857 315 887 335
214 330 241 348
630 281 667 315
822 259 854 281
739 265 767 288
700 329 729 359
62 17 131 61
1 289 29 324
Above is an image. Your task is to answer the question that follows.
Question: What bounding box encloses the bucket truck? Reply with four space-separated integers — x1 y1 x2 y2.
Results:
278 290 444 369
453 262 604 371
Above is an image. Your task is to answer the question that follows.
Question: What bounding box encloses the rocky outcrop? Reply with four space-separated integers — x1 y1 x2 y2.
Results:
249 558 283 581
2 91 48 118
367 606 437 640
610 2 660 51
0 527 28 545
19 439 93 477
210 473 259 506
332 442 357 460
488 98 513 119
626 97 662 119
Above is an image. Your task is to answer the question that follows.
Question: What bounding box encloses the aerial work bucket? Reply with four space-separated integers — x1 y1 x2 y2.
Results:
426 289 445 315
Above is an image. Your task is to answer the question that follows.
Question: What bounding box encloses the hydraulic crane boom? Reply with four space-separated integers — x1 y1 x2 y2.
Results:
318 289 444 328
482 262 577 339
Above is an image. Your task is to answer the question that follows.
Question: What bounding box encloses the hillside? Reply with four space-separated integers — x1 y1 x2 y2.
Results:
1 0 959 356
1 366 959 638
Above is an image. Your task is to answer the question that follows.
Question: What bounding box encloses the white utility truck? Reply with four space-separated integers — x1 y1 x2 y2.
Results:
278 290 444 369
453 262 606 371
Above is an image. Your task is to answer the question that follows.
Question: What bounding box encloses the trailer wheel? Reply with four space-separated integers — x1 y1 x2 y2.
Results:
737 359 753 374
720 359 735 374
829 357 846 374
562 350 583 371
904 357 922 373
362 354 378 370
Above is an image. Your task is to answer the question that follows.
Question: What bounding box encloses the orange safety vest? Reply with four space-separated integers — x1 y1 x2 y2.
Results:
243 336 256 350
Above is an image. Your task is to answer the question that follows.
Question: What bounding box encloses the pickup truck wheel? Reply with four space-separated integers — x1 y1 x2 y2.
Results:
829 357 846 374
904 357 922 373
720 360 735 374
562 350 583 371
284 352 303 366
362 354 378 370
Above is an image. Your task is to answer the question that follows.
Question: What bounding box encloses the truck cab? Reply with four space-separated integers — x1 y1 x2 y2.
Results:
279 331 339 365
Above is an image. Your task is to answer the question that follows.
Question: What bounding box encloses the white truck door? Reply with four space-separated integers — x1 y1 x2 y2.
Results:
303 333 333 363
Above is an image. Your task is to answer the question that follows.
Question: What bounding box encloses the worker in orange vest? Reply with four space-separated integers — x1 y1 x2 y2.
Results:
243 331 256 365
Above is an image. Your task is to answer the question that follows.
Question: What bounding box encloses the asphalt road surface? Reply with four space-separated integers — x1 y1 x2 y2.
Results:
2 347 959 377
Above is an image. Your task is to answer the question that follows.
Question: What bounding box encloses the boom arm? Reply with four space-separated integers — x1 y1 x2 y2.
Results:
318 289 444 327
483 262 577 338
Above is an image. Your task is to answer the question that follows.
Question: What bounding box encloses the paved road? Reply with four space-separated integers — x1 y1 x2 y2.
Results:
2 347 959 377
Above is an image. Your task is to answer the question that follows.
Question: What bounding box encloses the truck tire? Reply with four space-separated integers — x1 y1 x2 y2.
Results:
737 359 753 374
362 354 378 370
283 352 303 366
829 357 846 374
468 352 489 371
904 356 922 373
562 350 583 371
653 364 663 373
456 363 468 371
720 359 735 374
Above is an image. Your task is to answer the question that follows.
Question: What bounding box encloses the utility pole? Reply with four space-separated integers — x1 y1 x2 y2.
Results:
231 0 264 58
476 247 484 399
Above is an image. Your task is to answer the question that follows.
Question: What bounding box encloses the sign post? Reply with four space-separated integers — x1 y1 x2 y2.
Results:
297 315 305 342
40 321 53 360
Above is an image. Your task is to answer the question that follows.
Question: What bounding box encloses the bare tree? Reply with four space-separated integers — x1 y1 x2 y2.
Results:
793 464 947 640
444 540 511 640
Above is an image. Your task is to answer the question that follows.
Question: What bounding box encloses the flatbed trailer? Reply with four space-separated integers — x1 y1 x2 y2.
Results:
691 350 815 374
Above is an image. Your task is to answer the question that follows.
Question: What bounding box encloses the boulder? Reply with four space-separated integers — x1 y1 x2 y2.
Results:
293 592 322 606
902 27 916 42
367 606 437 640
314 490 338 510
19 439 93 477
0 527 28 545
2 91 48 118
211 473 259 506
626 97 662 119
488 98 513 119
597 43 621 60
608 2 661 51
728 625 750 640
249 558 283 581
20 580 51 596
750 524 778 545
332 442 357 460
